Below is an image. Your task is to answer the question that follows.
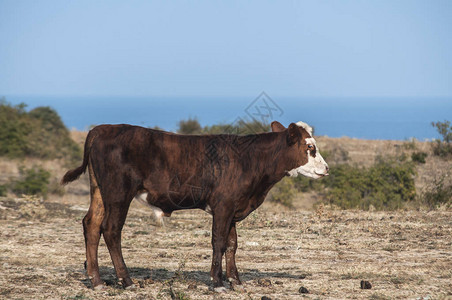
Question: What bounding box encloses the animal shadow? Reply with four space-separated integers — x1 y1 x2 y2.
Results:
80 266 304 289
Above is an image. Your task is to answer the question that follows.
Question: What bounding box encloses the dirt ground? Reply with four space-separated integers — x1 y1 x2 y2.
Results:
0 194 451 300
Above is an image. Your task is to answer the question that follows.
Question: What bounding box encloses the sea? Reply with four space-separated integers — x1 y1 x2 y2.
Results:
4 95 452 141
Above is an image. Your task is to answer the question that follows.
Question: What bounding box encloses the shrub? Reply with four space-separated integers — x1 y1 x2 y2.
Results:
268 178 296 208
177 117 271 135
403 138 417 150
48 178 66 196
411 151 427 164
432 140 452 158
27 106 82 163
323 164 366 209
291 174 323 193
323 156 416 210
231 119 270 134
432 120 452 143
0 101 31 158
0 100 82 162
177 117 203 134
0 185 6 197
12 166 51 198
421 174 452 209
431 120 452 158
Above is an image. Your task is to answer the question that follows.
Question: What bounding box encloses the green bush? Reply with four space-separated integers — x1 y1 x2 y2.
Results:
0 101 30 158
47 178 66 196
403 138 417 150
12 166 51 198
323 156 416 210
431 120 452 158
432 120 452 143
421 174 452 209
204 119 270 135
432 140 452 158
269 156 417 210
177 117 203 134
322 164 366 209
0 100 81 162
268 178 296 208
0 185 6 197
411 151 427 164
291 174 323 193
176 117 270 135
28 106 82 163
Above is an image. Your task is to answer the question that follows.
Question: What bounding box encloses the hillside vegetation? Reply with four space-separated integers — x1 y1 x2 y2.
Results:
0 100 81 162
0 103 451 210
0 100 81 198
177 117 270 135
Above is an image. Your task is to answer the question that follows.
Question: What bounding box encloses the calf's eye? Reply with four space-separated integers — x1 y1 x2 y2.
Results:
308 145 314 149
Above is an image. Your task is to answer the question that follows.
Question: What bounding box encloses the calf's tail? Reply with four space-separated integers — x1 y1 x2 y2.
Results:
61 129 96 185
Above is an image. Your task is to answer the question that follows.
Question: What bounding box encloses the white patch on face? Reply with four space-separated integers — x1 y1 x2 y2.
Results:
305 137 316 146
296 121 313 136
287 136 329 179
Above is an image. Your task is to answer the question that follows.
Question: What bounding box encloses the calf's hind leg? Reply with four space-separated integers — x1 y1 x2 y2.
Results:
83 163 105 289
101 189 135 289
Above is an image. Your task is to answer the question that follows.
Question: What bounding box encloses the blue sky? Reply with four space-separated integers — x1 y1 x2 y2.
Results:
1 0 451 98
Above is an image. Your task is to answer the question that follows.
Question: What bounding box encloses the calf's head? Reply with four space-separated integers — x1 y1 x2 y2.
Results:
271 121 329 179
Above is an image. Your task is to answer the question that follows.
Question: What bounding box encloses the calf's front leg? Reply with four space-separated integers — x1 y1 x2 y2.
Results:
210 212 234 292
225 222 243 290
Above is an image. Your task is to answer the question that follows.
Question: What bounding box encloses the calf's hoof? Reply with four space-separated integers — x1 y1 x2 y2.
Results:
214 286 228 293
93 284 106 291
228 278 244 291
125 283 137 290
89 277 105 290
120 277 135 290
231 283 245 292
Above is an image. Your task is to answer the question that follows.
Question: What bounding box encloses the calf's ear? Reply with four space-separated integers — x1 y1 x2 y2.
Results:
271 121 286 132
287 123 300 145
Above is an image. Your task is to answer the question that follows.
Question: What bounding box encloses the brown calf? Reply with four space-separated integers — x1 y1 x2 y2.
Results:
61 120 328 292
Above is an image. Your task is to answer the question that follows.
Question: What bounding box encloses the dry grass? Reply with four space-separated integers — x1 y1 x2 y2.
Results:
0 196 451 299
